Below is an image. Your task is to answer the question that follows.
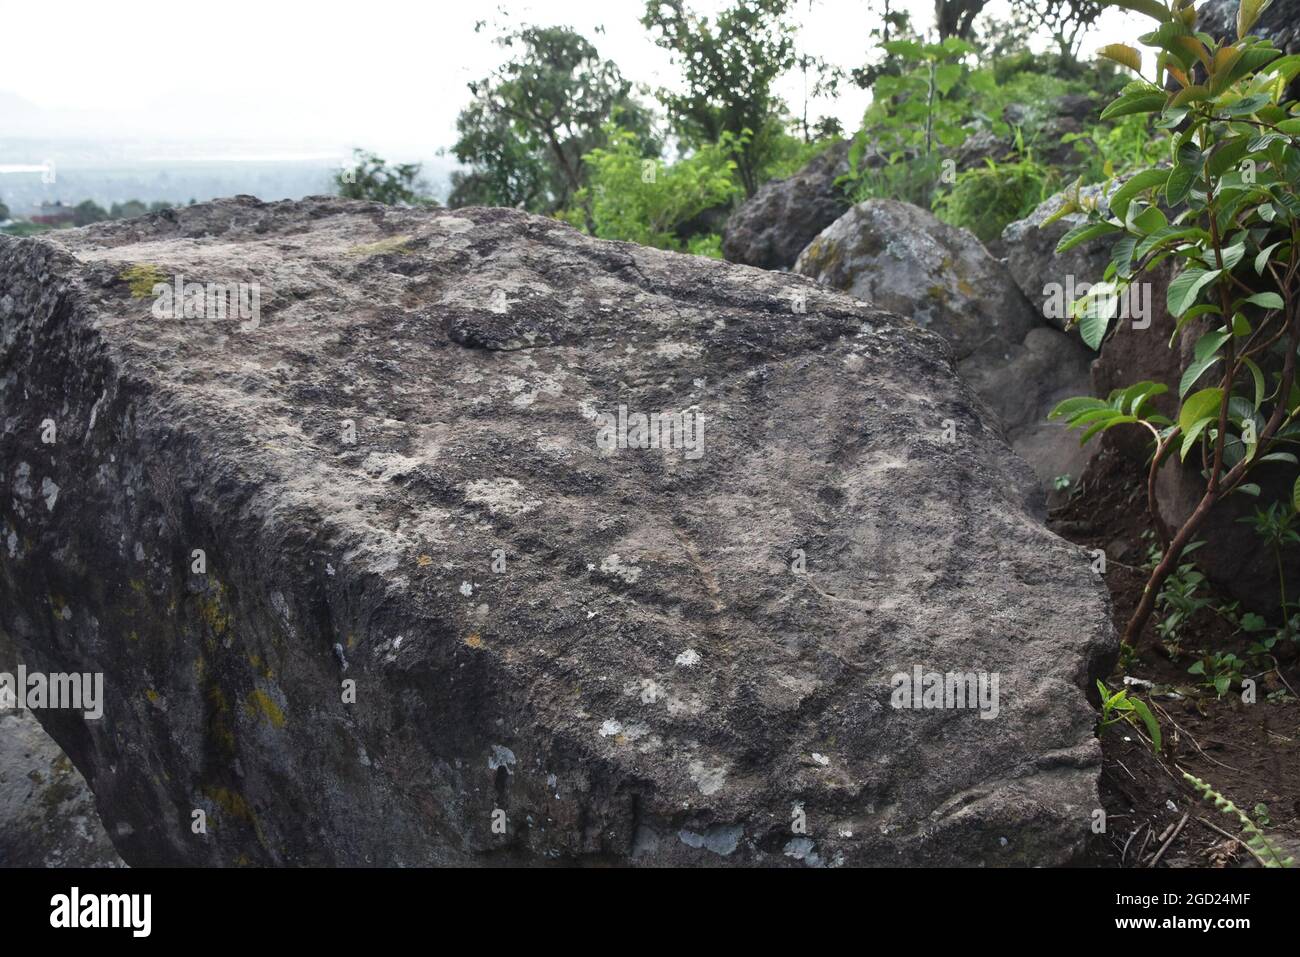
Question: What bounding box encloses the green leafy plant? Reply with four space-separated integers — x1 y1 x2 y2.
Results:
1238 499 1300 619
1188 650 1245 696
565 127 743 250
1064 111 1169 182
1148 539 1213 651
1097 679 1163 751
1049 0 1300 649
1184 772 1295 866
844 37 986 207
933 152 1062 242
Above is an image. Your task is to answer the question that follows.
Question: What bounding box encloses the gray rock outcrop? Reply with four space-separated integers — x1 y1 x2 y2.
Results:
796 198 1095 493
721 141 851 271
0 196 1113 866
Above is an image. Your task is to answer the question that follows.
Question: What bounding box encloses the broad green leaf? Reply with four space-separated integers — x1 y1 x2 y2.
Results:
1081 414 1137 443
1165 164 1196 205
1180 387 1225 434
1098 43 1143 74
1111 234 1139 278
934 63 962 95
1167 267 1222 317
1056 221 1121 254
1224 93 1272 116
1129 204 1168 234
1239 0 1273 39
1179 328 1232 397
1128 697 1162 751
1102 89 1168 120
1107 0 1178 21
1049 396 1110 420
1110 168 1169 219
1255 242 1282 274
1245 291 1284 310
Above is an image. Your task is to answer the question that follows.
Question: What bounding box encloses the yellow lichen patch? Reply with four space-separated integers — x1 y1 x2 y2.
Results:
120 263 167 299
347 235 413 257
49 593 68 618
245 689 286 728
198 582 231 638
464 633 484 649
128 630 140 643
201 787 271 851
145 689 161 705
345 633 357 650
416 554 433 567
247 654 275 680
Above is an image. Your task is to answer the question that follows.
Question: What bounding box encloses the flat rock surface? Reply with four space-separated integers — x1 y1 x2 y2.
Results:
0 196 1113 865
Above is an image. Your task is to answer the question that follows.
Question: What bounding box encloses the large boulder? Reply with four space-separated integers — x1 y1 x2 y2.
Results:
0 196 1113 866
796 198 1095 494
721 141 851 271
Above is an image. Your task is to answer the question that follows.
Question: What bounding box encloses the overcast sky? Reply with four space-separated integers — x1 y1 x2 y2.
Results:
0 0 1146 159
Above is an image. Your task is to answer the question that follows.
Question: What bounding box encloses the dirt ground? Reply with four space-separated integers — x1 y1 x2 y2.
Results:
1049 446 1300 867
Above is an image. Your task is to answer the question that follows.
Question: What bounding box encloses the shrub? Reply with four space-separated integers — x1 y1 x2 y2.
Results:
934 154 1061 241
570 127 743 251
1049 0 1300 650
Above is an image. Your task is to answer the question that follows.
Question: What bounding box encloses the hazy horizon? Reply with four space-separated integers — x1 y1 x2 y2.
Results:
0 0 1147 214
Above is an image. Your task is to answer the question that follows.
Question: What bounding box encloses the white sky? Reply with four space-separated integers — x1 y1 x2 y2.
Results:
0 0 1147 159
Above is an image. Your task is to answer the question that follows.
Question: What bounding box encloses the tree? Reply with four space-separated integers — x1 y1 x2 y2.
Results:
1007 0 1104 65
449 25 654 217
73 200 109 226
851 0 920 89
641 0 798 196
335 149 432 206
109 200 148 220
934 0 989 40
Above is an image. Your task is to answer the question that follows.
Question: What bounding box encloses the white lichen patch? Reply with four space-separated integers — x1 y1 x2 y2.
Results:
13 463 32 500
361 452 421 483
488 745 516 772
675 649 700 667
655 341 703 360
463 478 539 517
41 478 59 512
599 553 641 584
688 760 727 796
